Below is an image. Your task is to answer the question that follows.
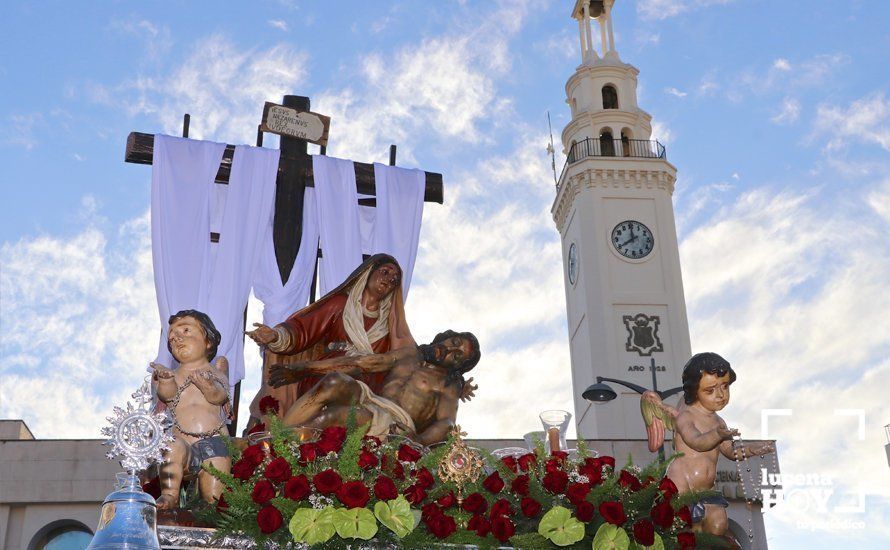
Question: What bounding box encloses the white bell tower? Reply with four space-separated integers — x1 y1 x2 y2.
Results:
553 0 692 439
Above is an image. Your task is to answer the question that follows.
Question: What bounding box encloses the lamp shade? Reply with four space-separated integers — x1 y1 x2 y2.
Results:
582 383 617 402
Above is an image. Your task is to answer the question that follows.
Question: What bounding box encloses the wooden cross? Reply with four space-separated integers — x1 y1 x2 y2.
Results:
124 94 445 433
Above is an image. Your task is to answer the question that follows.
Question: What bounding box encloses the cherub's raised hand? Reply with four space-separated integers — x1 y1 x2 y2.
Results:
460 377 478 402
749 442 775 456
717 426 740 440
151 362 175 380
246 323 277 346
269 363 308 388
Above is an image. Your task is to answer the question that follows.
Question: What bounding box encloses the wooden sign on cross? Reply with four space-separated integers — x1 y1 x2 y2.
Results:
124 94 444 433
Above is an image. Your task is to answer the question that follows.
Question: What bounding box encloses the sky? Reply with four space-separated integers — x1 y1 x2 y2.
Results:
1 0 889 547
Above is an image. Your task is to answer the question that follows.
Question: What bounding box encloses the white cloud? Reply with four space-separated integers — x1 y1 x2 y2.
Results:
101 35 309 144
773 58 792 71
813 92 890 152
680 186 890 539
664 87 687 98
771 96 801 125
268 19 288 31
110 18 173 62
637 0 734 20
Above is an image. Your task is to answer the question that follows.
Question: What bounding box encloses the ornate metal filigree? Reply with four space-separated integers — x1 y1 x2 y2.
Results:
437 425 484 506
101 378 174 473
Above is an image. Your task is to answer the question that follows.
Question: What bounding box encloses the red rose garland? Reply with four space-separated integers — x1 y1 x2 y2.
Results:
256 505 282 534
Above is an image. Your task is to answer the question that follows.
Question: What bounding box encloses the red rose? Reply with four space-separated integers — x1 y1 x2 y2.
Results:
501 455 519 472
619 470 643 491
241 444 266 467
550 450 569 460
467 514 491 537
677 505 693 527
247 422 266 435
363 435 382 447
544 458 562 474
678 532 696 549
231 459 258 480
599 501 626 526
633 519 655 546
251 479 276 504
313 469 343 495
579 459 604 486
437 492 456 508
337 480 371 509
397 444 422 462
650 500 675 529
415 467 435 490
258 395 280 415
511 474 530 496
421 503 442 523
490 498 512 518
216 493 229 511
517 453 537 472
642 475 655 489
317 426 347 454
374 475 399 501
141 476 161 499
542 470 569 494
299 442 318 464
461 492 488 515
404 483 428 504
576 500 595 522
358 449 379 470
427 513 457 539
264 457 291 483
600 456 615 469
520 497 542 518
283 475 311 501
658 477 679 500
256 505 283 534
482 471 505 494
490 515 515 542
566 482 590 506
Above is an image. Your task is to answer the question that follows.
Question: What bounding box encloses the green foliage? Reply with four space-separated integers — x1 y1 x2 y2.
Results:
373 495 416 538
593 523 630 549
575 439 591 459
289 507 336 545
538 506 586 546
336 405 369 480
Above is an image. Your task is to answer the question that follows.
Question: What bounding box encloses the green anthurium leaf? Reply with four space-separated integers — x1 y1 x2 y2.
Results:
537 506 586 547
373 495 417 538
289 506 336 545
630 533 664 550
333 507 378 540
592 523 630 550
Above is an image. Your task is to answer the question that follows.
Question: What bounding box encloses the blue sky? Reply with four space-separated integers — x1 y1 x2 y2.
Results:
2 1 889 547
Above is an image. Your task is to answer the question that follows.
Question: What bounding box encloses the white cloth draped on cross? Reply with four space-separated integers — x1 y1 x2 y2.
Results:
150 138 425 391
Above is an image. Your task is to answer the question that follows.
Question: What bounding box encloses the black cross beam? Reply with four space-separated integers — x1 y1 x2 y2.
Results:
124 95 444 433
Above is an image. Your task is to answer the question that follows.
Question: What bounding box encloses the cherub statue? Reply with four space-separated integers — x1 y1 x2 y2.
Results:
269 330 480 446
641 352 774 541
152 310 231 509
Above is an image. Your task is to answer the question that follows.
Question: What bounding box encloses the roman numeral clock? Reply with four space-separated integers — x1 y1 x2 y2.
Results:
551 0 692 440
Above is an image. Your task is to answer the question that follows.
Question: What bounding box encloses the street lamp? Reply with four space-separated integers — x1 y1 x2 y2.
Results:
579 357 684 462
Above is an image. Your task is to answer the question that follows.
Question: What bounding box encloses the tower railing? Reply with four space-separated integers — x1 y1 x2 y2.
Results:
557 138 667 189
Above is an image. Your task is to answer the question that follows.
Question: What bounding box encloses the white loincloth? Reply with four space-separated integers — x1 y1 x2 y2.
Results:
355 380 416 438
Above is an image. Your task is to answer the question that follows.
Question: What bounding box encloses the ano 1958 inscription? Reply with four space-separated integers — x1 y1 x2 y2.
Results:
260 102 330 146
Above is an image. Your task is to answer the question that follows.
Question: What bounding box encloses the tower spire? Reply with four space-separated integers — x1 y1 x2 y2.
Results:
572 0 619 64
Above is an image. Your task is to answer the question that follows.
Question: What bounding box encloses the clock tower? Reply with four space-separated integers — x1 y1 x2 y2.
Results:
552 0 692 439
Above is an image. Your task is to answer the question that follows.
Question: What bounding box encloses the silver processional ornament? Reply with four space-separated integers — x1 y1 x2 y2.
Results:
88 378 173 550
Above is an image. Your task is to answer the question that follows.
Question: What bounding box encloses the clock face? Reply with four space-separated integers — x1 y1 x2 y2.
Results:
568 243 578 284
611 220 654 259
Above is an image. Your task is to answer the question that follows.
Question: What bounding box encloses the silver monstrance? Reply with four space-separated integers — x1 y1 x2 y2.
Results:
87 379 174 550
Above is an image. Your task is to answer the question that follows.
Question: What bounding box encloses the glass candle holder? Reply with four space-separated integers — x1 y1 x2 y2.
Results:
539 410 572 454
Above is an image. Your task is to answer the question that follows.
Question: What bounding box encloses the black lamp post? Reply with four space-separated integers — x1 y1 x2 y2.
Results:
580 357 683 462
